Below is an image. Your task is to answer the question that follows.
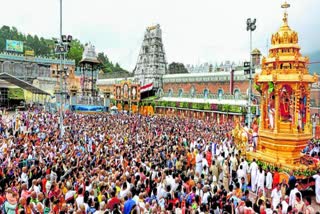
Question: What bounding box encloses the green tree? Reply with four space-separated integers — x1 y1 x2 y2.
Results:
97 52 127 73
167 62 188 74
114 63 122 72
0 25 128 71
0 26 11 50
67 39 84 66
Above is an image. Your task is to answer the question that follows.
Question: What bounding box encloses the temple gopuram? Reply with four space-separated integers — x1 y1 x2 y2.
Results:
246 2 318 170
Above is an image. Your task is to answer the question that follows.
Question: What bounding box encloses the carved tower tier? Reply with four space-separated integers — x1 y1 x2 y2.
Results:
247 2 318 168
133 24 167 89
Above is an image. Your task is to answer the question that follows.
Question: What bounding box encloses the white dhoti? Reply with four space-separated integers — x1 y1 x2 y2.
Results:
195 163 202 175
252 132 258 148
268 110 274 129
313 174 320 204
251 173 257 192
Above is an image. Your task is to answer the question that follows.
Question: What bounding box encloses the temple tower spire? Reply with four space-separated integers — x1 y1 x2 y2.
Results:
133 24 167 89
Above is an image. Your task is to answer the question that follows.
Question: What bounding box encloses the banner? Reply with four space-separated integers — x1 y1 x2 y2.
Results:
140 82 153 93
6 40 24 52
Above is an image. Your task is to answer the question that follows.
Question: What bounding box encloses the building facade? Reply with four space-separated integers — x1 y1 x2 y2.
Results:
155 69 260 123
0 52 76 106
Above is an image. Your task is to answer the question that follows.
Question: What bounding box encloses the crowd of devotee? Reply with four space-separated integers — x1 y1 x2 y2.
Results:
0 107 319 214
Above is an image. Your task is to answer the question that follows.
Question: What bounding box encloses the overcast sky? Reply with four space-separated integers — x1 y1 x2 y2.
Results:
0 0 319 70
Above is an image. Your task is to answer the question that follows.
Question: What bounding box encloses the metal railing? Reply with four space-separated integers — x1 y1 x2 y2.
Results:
75 96 104 106
0 52 75 65
163 93 248 100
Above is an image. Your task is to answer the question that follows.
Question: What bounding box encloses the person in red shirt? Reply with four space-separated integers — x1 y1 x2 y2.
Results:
41 174 47 194
106 190 121 211
272 167 280 189
205 149 212 167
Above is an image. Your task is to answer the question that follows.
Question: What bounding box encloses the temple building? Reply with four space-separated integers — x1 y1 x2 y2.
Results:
0 52 76 106
133 24 167 89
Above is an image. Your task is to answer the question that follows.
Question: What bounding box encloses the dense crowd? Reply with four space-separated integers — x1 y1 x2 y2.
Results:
0 108 319 214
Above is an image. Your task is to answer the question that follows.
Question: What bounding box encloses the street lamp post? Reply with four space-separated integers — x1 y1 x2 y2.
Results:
246 18 256 128
55 0 72 138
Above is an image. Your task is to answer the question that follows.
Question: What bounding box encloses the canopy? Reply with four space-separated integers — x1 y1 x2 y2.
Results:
0 73 51 95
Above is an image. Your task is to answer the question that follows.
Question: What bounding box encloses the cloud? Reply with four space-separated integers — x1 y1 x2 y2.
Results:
0 0 319 71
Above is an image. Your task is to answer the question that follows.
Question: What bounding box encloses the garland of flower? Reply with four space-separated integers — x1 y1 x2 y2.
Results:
246 159 317 177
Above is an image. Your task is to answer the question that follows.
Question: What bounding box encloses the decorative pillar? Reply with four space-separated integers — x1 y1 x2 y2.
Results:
260 91 265 130
293 86 300 134
274 84 279 133
305 86 311 134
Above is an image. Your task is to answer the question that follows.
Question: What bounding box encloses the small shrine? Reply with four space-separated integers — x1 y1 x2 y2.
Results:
113 80 141 113
79 43 100 97
247 1 318 169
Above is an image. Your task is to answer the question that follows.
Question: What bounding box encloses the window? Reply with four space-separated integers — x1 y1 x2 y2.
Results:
190 86 196 98
158 88 163 97
203 89 209 98
218 89 224 99
178 88 183 97
234 89 241 100
168 89 173 97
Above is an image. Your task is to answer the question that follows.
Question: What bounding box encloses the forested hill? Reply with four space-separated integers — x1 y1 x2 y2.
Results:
0 25 129 73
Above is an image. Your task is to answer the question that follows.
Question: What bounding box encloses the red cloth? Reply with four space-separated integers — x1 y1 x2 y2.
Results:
206 151 212 167
0 195 5 205
273 172 280 188
42 178 47 194
107 197 121 210
280 102 290 118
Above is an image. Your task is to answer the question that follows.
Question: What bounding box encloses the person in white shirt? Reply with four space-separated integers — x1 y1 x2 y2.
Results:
237 165 245 185
249 159 258 192
312 170 320 204
211 142 218 156
119 182 130 199
240 158 249 183
289 183 301 206
201 186 211 205
265 201 273 214
65 186 77 203
195 182 204 199
255 166 265 195
195 150 203 175
281 195 289 214
217 153 224 168
271 184 282 210
20 167 29 187
202 154 209 170
29 179 41 195
76 188 85 209
266 167 273 198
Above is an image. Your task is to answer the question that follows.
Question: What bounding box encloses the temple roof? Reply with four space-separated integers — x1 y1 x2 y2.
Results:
256 1 318 84
251 48 261 55
270 1 299 48
80 43 100 65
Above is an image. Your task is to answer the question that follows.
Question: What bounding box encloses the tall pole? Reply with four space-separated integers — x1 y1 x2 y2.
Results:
246 18 256 128
59 0 63 138
248 30 252 128
91 64 94 97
